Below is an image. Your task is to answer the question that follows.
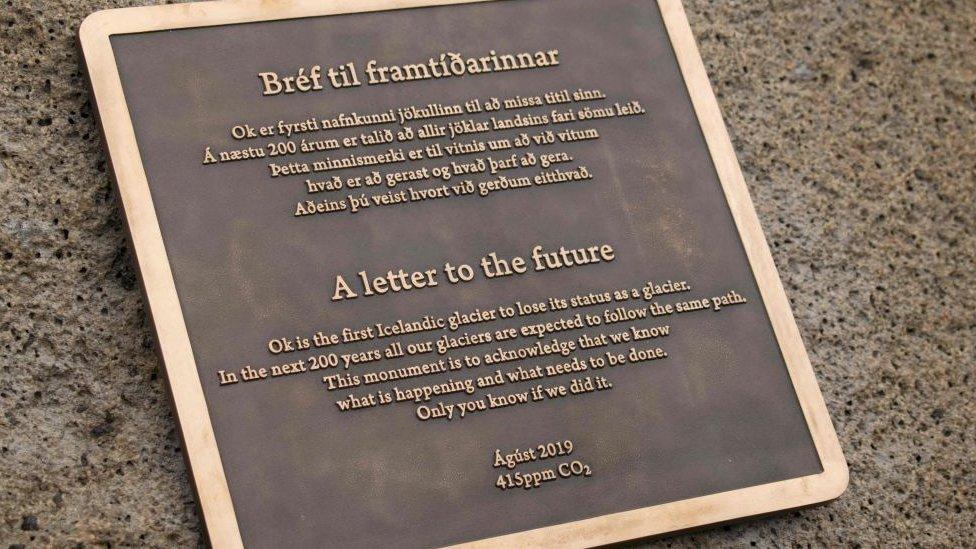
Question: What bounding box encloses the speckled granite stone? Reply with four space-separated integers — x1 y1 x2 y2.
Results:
1 1 973 547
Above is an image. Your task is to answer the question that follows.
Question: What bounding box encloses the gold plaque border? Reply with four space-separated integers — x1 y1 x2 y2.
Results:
79 1 848 547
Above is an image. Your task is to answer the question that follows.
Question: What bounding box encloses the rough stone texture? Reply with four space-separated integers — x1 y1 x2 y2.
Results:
0 0 973 547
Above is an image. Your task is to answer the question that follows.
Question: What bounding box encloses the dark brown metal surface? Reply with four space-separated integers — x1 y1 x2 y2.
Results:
109 0 822 546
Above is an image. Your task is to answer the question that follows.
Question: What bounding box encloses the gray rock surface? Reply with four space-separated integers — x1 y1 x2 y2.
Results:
1 0 973 546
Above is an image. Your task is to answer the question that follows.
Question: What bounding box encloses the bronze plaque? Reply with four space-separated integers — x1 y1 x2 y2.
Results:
80 0 847 547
